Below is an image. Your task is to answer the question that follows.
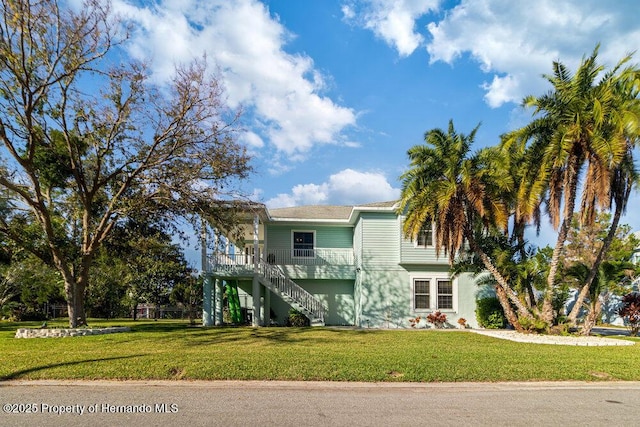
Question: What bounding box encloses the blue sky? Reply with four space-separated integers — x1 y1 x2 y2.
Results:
111 0 640 250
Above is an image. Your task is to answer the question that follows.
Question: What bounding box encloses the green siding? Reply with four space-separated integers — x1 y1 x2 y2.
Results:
360 212 399 266
399 238 446 264
267 279 355 326
266 225 353 249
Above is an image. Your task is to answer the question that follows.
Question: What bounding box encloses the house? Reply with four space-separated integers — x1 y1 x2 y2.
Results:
202 201 482 328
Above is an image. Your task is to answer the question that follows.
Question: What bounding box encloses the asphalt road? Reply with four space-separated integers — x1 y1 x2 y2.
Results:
1 380 639 426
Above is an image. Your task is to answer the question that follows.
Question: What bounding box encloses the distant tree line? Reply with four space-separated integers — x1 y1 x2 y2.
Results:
0 218 202 322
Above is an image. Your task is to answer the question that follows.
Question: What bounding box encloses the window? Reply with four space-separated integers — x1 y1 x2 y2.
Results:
416 221 433 247
437 279 453 309
414 279 430 309
412 277 455 311
293 231 314 257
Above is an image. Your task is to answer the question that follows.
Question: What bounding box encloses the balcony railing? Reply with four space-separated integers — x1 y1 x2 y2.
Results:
208 248 355 272
264 248 354 266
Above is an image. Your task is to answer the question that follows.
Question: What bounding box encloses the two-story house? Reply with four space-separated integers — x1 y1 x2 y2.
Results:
203 201 481 328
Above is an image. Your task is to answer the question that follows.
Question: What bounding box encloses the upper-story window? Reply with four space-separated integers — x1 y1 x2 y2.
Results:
416 221 433 247
293 231 314 257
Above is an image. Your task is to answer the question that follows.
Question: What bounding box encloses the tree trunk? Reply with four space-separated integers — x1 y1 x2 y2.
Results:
567 180 629 326
64 279 86 328
467 232 534 318
494 285 524 332
580 296 602 336
542 156 581 324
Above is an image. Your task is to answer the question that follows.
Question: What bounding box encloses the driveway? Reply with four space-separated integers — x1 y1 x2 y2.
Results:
2 380 639 426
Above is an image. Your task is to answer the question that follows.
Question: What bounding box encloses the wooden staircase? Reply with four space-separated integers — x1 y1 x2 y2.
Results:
257 260 325 326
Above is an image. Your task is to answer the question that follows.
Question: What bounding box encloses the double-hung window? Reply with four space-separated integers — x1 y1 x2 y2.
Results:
293 231 314 257
412 277 455 310
413 279 430 309
416 221 433 247
436 279 453 309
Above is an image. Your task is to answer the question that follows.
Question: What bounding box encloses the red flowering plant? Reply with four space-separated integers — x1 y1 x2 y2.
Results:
408 316 422 328
618 292 640 337
426 311 447 328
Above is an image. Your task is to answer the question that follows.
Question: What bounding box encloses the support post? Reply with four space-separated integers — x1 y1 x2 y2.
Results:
252 214 261 326
252 276 261 326
201 219 213 326
253 214 259 271
215 279 223 325
202 275 213 326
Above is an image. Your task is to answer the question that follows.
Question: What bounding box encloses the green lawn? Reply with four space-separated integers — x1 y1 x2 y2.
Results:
1 319 639 382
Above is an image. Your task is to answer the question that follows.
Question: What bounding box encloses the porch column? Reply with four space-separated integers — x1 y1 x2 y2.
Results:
214 278 223 325
252 277 261 326
202 275 214 326
253 213 260 268
201 221 213 326
252 214 262 326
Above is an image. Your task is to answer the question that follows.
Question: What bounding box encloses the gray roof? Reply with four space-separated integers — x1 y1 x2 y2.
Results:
268 201 398 220
269 205 353 220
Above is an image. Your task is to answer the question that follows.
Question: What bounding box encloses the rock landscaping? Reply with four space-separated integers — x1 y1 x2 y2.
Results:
15 327 130 338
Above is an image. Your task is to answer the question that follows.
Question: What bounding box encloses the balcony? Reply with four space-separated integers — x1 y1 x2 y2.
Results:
208 248 356 280
264 248 355 266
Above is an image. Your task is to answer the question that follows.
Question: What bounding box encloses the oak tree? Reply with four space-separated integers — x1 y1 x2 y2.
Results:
0 0 251 326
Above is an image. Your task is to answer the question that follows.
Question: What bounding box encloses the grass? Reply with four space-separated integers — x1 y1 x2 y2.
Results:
1 319 639 382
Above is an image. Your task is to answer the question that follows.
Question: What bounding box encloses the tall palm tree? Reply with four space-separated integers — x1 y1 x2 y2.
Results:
567 148 637 329
504 45 640 325
398 120 533 331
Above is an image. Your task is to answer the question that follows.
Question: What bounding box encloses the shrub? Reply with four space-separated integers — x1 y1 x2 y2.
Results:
287 309 310 327
475 297 507 329
518 316 548 334
618 292 640 336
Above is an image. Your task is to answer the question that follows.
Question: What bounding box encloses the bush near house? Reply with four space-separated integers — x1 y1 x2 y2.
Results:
476 297 507 329
287 309 310 327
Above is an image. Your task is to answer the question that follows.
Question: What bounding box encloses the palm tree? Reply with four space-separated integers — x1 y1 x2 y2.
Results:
567 147 637 330
504 45 640 325
398 120 533 331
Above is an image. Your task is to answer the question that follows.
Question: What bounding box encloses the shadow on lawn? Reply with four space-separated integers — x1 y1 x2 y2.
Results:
169 325 380 347
0 355 143 381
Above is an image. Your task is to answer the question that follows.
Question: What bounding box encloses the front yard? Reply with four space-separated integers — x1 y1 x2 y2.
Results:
1 320 639 382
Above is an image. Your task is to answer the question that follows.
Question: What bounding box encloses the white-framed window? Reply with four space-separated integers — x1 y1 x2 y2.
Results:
416 221 433 247
411 276 456 311
437 279 453 309
414 279 430 309
292 230 315 257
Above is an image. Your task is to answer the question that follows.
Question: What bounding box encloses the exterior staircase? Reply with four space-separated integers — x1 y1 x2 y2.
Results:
257 260 325 326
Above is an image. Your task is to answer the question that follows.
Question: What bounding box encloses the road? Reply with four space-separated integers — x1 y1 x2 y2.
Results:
1 380 639 426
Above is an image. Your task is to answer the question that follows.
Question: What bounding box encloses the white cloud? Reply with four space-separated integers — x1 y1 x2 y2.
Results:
113 0 356 159
266 169 400 208
426 0 640 107
344 0 640 109
342 0 440 57
239 131 264 149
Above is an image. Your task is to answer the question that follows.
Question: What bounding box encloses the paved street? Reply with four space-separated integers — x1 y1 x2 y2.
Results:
1 380 640 426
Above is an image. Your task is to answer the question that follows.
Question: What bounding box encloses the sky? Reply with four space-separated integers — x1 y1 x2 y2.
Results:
109 0 640 251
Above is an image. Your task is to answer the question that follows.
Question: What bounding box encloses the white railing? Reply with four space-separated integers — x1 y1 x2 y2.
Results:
264 248 354 266
206 252 325 323
208 253 255 275
258 260 325 323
